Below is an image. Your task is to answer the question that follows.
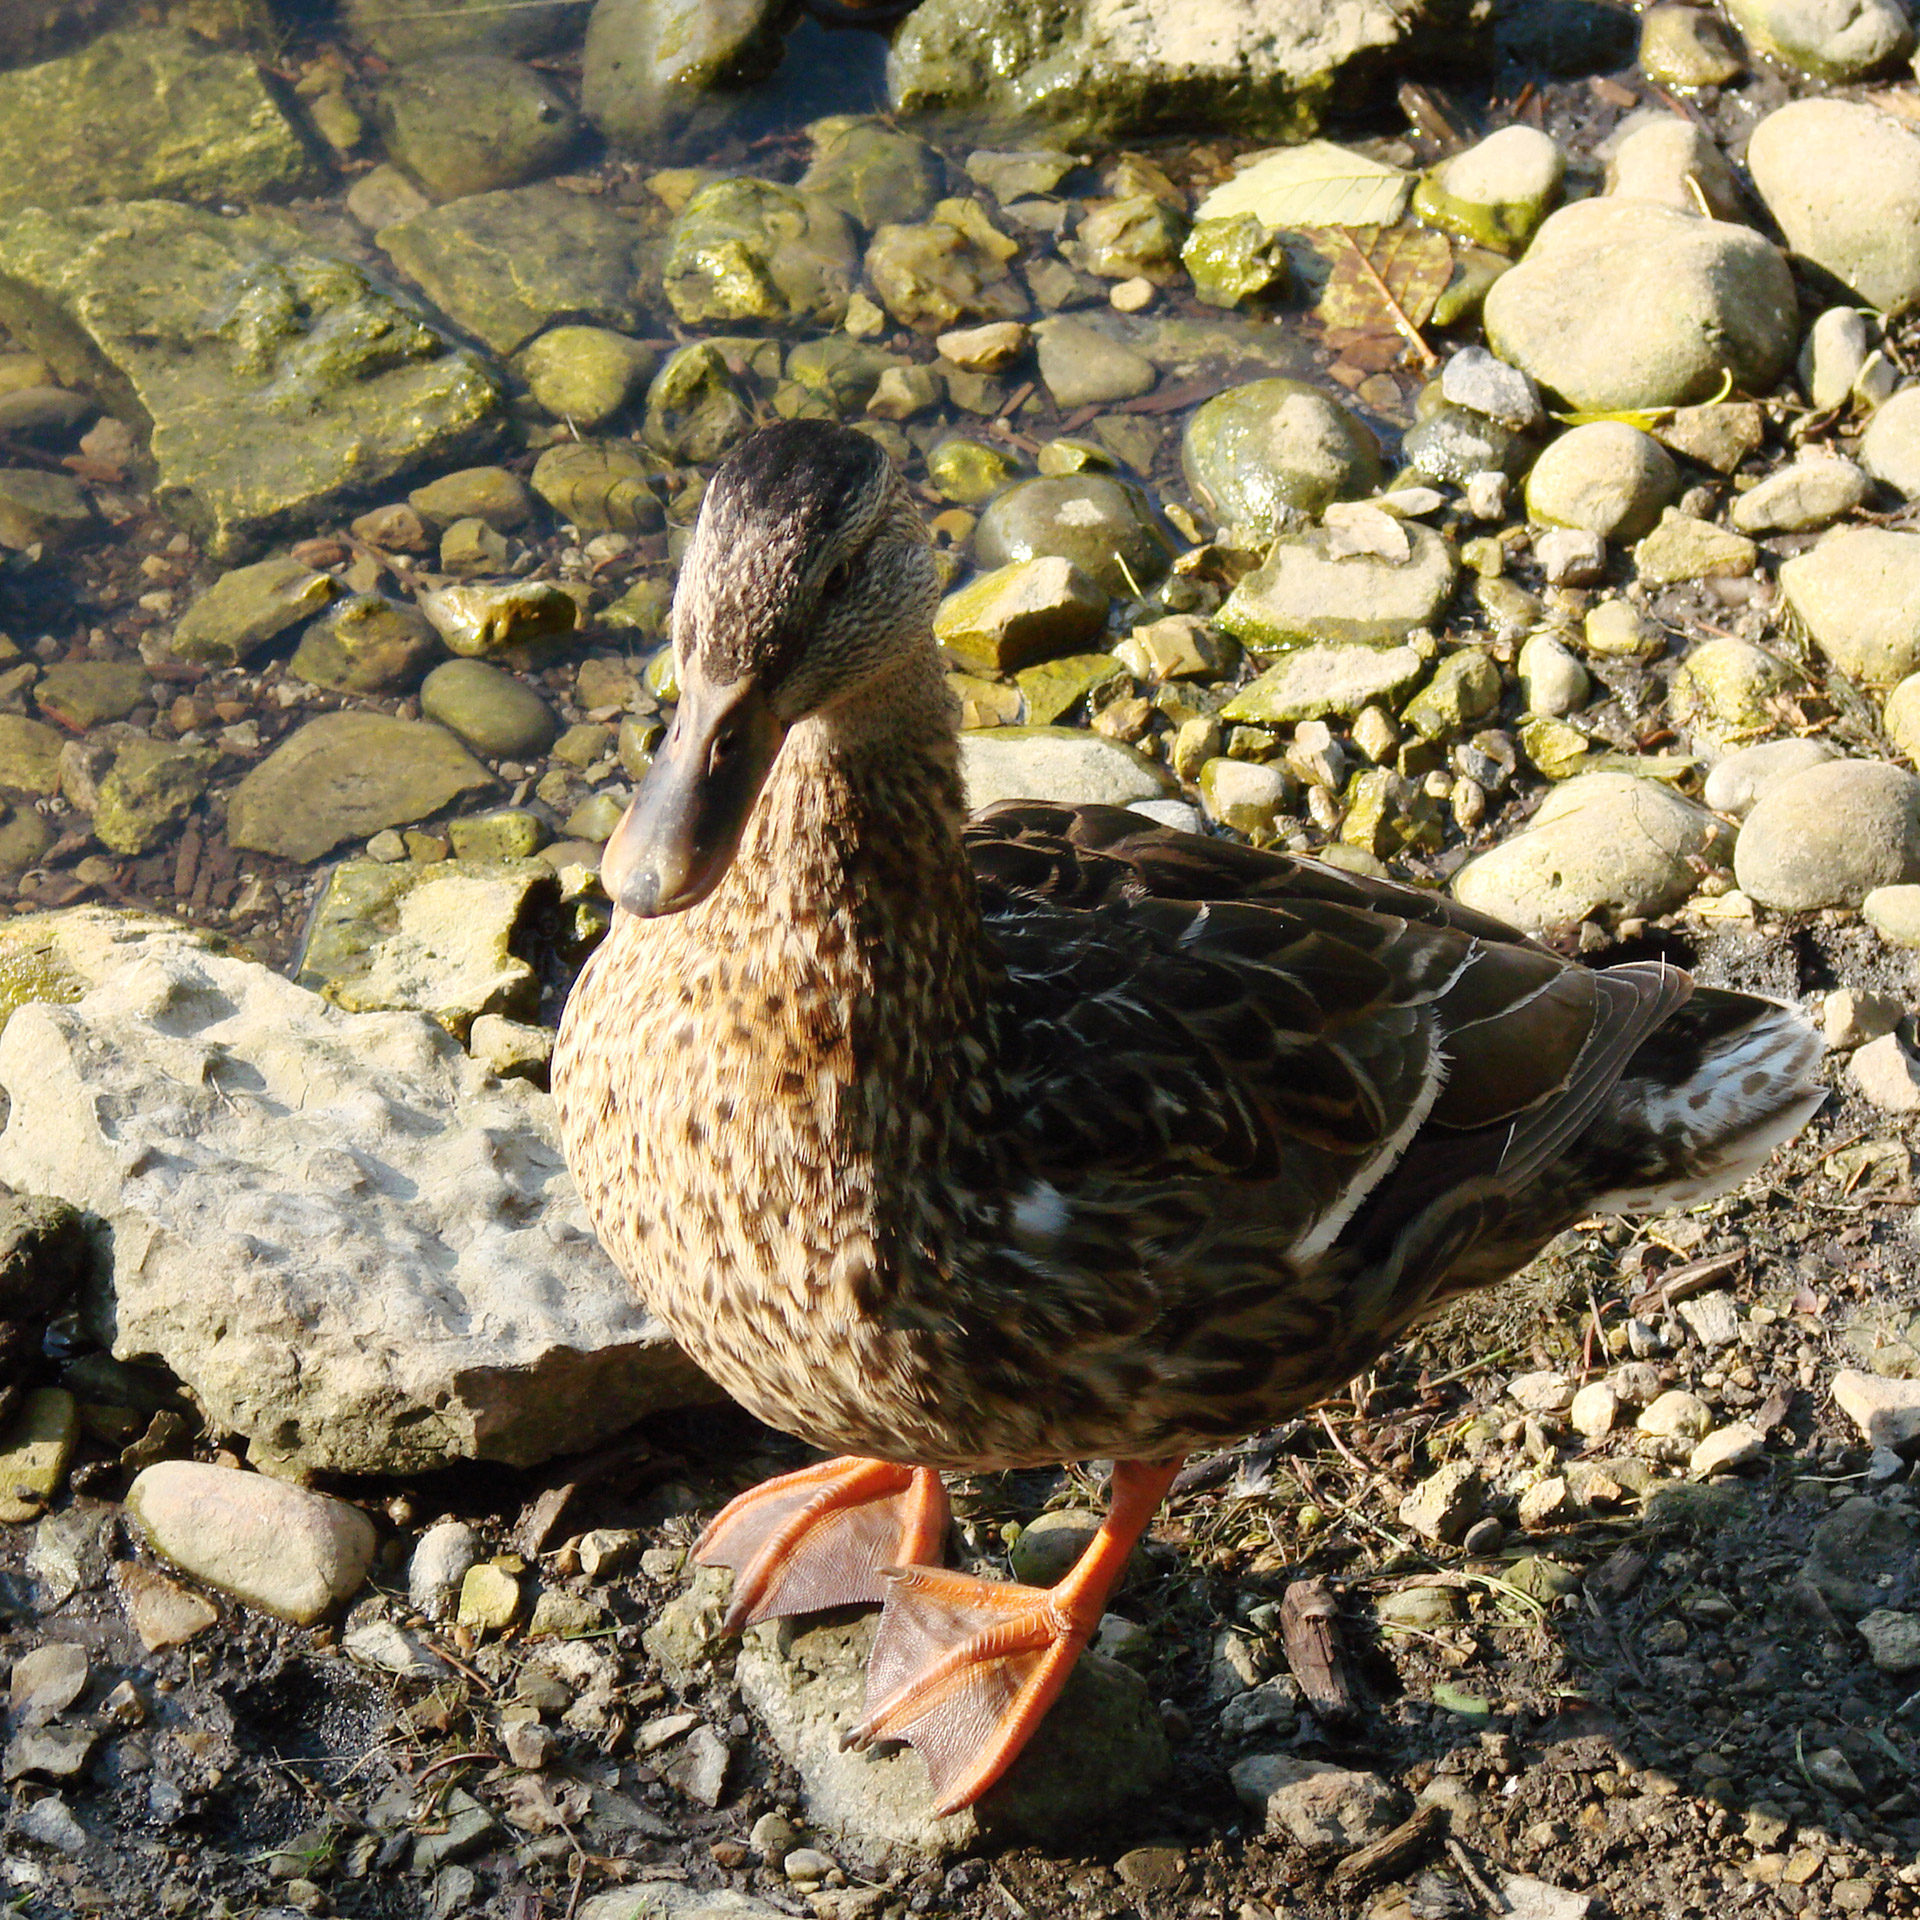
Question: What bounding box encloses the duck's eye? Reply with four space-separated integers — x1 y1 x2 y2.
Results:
822 560 852 598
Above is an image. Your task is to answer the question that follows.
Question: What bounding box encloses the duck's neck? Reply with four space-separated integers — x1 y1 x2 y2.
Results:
711 643 989 1055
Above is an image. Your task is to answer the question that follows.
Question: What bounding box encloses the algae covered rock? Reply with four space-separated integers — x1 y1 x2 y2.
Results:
530 441 665 535
886 0 1475 143
345 0 588 59
226 712 495 863
0 28 320 216
0 201 501 561
643 342 753 463
800 115 944 229
934 556 1109 673
92 740 217 856
379 183 657 356
664 176 860 329
34 661 149 730
165 556 337 668
866 198 1028 332
516 326 657 428
973 473 1172 596
1181 214 1291 308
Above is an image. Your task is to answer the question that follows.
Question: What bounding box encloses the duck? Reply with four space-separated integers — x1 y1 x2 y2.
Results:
551 417 1825 1816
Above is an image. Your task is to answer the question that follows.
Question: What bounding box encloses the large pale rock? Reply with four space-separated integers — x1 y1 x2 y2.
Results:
1782 527 1920 688
1217 523 1457 652
1451 772 1732 933
1727 0 1911 81
0 201 501 560
961 727 1175 809
1483 198 1797 413
1749 101 1920 316
1734 759 1920 910
126 1461 376 1625
736 1611 1169 1860
887 0 1479 143
0 909 703 1475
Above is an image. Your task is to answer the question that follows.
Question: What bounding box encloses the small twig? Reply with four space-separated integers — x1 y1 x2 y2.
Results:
1316 1408 1369 1474
1337 225 1438 369
1445 1836 1504 1913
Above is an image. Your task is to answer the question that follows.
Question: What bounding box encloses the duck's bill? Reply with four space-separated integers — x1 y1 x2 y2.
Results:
601 669 783 917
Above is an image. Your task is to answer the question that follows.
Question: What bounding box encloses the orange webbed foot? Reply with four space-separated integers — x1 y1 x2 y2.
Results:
843 1458 1183 1814
694 1455 950 1632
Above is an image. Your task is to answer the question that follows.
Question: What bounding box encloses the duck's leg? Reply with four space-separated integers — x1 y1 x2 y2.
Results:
695 1456 951 1632
844 1457 1183 1814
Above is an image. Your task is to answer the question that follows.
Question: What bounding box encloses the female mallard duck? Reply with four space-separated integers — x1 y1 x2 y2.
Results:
552 419 1823 1814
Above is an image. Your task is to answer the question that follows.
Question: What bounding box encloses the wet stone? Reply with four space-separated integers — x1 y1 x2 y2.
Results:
1032 316 1156 408
296 855 551 1036
1727 0 1910 80
974 474 1171 597
0 27 319 215
1182 379 1381 536
1639 4 1744 84
1414 125 1565 252
644 342 753 464
420 581 579 660
9 1641 88 1725
375 53 579 203
290 595 443 695
116 1561 218 1651
0 714 64 797
226 711 495 864
801 116 944 230
1181 214 1291 308
530 441 664 536
410 466 536 532
27 1505 113 1607
0 201 502 561
92 739 217 857
866 198 1028 333
579 0 786 153
5 1723 95 1782
33 661 147 731
166 557 338 669
0 1388 77 1523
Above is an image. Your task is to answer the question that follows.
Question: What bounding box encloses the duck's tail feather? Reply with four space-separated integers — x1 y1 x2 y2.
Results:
1577 986 1827 1215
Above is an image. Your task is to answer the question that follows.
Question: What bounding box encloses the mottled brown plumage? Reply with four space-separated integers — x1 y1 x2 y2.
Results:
553 420 1825 1811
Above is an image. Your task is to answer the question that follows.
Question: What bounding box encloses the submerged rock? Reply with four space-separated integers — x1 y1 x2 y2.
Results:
344 0 588 60
736 1610 1169 1859
0 909 703 1474
664 177 860 329
226 711 495 863
0 202 501 561
801 116 944 230
0 28 319 217
582 0 788 154
379 183 658 356
973 473 1172 595
375 53 580 202
1182 379 1381 536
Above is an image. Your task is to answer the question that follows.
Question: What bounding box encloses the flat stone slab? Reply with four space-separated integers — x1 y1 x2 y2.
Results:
0 28 320 216
0 907 707 1475
0 200 502 560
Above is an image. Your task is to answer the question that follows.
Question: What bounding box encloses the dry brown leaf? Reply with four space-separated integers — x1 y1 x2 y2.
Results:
1308 224 1452 370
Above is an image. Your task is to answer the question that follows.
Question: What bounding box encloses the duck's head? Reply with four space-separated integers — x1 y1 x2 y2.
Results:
602 419 939 919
